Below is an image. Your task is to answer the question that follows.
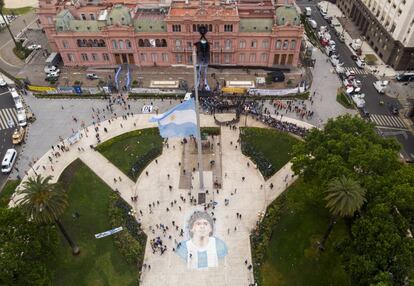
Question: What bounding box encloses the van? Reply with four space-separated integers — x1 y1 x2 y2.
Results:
15 100 24 113
17 111 27 127
308 19 317 29
305 7 312 17
1 148 17 174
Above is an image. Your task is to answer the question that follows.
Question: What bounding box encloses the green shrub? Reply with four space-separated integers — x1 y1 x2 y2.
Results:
364 54 378 65
250 194 287 285
336 91 354 109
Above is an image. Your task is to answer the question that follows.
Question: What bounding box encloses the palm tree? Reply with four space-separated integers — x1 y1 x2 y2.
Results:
318 176 366 251
0 0 17 47
17 175 80 255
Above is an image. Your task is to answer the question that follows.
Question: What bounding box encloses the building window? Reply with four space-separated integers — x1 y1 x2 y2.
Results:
214 41 220 49
188 55 192 64
224 54 231 64
224 24 233 32
162 53 168 62
81 14 86 20
90 13 95 20
187 41 192 49
225 39 232 49
239 53 245 62
119 40 124 49
283 40 289 49
262 40 269 49
251 40 257 48
239 40 246 49
172 24 181 32
176 54 183 63
138 39 144 47
126 40 132 49
81 53 88 61
175 39 181 48
214 54 219 63
151 53 157 63
261 53 268 62
140 53 147 62
275 40 282 49
92 53 98 61
67 53 74 62
102 53 110 61
112 40 117 49
193 24 197 32
62 40 69 49
291 40 296 50
249 53 256 62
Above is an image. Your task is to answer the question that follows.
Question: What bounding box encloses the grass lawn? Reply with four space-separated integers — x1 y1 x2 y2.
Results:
53 160 137 286
260 180 351 286
96 128 163 181
0 180 20 208
336 91 354 109
240 127 300 179
2 6 33 15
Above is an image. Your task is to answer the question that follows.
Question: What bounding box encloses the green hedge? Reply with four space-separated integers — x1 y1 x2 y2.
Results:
201 127 221 136
108 194 147 268
250 193 287 286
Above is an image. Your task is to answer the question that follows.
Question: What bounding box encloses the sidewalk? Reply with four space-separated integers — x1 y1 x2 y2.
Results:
9 113 299 286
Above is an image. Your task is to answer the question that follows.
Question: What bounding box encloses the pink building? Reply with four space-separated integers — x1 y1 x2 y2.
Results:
38 0 304 68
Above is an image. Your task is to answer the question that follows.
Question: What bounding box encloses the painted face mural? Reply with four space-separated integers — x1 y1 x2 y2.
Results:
176 210 228 269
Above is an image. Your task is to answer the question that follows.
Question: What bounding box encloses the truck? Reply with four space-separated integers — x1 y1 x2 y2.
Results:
45 52 62 70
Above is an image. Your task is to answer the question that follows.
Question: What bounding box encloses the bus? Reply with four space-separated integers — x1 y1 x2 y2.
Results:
150 80 180 89
225 80 255 89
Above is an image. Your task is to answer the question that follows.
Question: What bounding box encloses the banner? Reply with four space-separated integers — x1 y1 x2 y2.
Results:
141 105 153 113
28 85 57 92
95 227 123 239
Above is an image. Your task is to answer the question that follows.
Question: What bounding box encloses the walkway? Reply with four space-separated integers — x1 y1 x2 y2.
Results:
9 113 300 286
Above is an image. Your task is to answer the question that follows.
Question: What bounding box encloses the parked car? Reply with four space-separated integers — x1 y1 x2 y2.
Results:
389 103 399 115
86 73 99 80
351 54 358 61
308 19 317 29
351 93 366 108
395 73 414 82
12 127 26 145
0 77 6 87
373 80 389 94
361 107 370 118
345 70 356 79
27 44 42 50
44 65 60 74
48 71 60 77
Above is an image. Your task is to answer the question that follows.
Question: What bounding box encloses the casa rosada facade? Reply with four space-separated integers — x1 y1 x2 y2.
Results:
38 0 304 68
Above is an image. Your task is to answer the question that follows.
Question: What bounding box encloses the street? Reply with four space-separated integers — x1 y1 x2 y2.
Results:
296 0 414 162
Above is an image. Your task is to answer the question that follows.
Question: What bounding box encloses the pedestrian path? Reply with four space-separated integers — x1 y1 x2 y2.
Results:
0 108 18 130
343 66 368 75
370 114 407 130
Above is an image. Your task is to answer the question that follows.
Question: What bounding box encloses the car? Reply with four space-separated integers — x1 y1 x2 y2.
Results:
12 127 26 145
27 44 42 50
345 70 356 79
395 73 414 82
356 58 366 69
48 71 60 77
86 73 99 80
44 65 60 74
351 94 366 108
326 17 332 25
373 80 389 94
338 34 345 43
351 54 358 61
7 118 15 128
361 107 370 118
0 77 6 87
1 149 17 174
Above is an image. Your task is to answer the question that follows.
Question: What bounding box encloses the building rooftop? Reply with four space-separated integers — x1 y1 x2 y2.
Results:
239 18 274 32
275 5 300 26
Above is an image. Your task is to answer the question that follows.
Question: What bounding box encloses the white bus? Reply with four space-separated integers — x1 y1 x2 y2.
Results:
150 80 180 89
225 80 255 89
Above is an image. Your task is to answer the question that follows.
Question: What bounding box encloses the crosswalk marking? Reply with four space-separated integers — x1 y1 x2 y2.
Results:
343 67 368 75
0 108 18 130
370 114 407 129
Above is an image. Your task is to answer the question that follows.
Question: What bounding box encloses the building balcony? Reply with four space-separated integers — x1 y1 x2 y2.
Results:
173 47 184 52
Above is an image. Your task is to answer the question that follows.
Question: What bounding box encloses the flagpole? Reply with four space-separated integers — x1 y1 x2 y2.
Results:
192 47 205 205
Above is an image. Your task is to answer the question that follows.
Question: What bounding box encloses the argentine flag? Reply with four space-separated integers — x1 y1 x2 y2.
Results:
149 98 198 138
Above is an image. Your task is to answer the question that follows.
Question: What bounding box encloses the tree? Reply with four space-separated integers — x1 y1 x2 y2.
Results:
292 115 400 185
0 207 58 285
318 176 366 251
17 175 80 255
0 0 17 47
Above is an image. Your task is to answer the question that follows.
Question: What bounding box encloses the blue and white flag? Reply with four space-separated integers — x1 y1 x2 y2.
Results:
149 98 198 138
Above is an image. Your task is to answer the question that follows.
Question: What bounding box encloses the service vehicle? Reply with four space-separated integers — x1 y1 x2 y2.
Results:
12 127 26 145
27 44 42 50
1 148 17 174
44 65 60 74
395 73 414 82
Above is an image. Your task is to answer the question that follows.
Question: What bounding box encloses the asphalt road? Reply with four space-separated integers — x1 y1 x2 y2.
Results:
297 0 414 161
0 86 19 188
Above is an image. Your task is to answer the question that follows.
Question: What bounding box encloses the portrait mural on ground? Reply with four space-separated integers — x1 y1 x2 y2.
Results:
176 209 228 269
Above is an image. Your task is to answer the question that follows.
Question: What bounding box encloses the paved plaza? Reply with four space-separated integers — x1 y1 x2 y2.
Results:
10 113 310 286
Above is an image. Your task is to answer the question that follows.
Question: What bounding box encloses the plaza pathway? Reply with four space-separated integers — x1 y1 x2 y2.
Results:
10 113 310 286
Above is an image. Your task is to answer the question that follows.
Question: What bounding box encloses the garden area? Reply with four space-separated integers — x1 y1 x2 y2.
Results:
96 128 163 181
240 127 300 179
253 179 351 286
53 159 143 286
